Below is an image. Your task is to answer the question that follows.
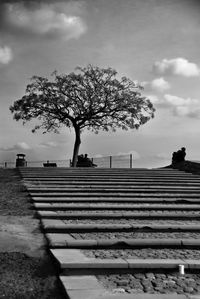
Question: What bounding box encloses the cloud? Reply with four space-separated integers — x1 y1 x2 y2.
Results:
0 46 13 64
146 93 200 118
0 1 87 40
153 58 200 77
164 94 199 106
151 77 170 92
164 94 200 118
0 142 31 151
38 141 58 148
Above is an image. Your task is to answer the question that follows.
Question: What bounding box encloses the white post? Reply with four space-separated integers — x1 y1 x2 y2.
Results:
179 264 185 275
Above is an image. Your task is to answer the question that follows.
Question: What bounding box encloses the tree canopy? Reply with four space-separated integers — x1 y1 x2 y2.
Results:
10 65 155 166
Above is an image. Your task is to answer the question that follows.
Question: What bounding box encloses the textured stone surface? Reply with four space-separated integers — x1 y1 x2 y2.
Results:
71 231 200 240
97 273 200 295
63 219 200 225
82 248 200 260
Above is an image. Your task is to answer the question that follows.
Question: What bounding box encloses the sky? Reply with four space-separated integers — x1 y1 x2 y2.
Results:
0 0 200 167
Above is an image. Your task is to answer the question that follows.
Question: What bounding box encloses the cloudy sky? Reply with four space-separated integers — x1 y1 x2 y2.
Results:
0 0 200 167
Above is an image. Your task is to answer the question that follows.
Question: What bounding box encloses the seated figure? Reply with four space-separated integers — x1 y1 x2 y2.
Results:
172 147 186 164
76 154 97 167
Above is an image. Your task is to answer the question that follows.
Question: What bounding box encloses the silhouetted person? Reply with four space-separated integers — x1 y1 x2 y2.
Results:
84 154 97 167
77 154 97 167
180 147 186 160
172 151 177 164
78 154 84 163
172 147 186 164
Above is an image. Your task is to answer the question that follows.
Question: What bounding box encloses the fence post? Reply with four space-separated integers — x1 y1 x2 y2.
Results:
130 154 132 169
4 162 7 168
109 156 112 168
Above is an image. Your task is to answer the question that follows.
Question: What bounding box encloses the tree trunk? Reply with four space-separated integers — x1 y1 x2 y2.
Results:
71 125 81 167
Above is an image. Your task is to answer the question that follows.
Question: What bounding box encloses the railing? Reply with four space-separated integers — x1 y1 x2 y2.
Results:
2 156 199 170
0 159 71 168
0 154 136 168
91 154 134 168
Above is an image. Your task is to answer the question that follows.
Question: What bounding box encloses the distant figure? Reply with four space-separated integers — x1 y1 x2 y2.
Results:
76 154 97 167
77 154 84 163
172 147 186 164
172 152 177 164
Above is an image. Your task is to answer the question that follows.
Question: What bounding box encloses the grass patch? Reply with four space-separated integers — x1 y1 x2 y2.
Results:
0 168 66 299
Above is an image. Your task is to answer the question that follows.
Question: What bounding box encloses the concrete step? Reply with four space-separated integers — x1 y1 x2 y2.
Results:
21 167 200 299
21 172 196 176
34 203 200 210
20 167 200 299
28 188 200 194
23 176 198 182
26 184 200 189
30 192 200 198
41 219 200 232
37 210 200 219
25 182 200 187
50 248 200 271
20 172 191 177
19 168 181 173
19 169 195 176
32 197 200 203
23 177 200 182
46 234 200 249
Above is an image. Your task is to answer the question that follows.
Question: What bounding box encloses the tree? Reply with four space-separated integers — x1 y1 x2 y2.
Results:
10 65 155 167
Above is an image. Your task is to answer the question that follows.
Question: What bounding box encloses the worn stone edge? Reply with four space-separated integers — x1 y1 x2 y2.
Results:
59 275 198 299
50 248 200 270
36 210 200 219
39 219 200 232
46 235 200 248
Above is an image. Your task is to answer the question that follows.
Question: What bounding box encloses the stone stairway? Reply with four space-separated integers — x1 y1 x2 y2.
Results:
19 167 200 299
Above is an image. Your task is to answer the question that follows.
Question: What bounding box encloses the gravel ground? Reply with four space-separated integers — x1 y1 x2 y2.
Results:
82 248 200 260
97 272 200 295
71 231 200 239
63 219 200 225
0 169 65 299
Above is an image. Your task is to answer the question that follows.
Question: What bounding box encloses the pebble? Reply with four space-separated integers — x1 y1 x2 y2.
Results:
82 248 200 260
145 273 155 279
62 210 200 215
134 273 145 279
97 273 200 295
184 287 194 293
64 218 200 225
73 231 200 240
116 280 128 286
